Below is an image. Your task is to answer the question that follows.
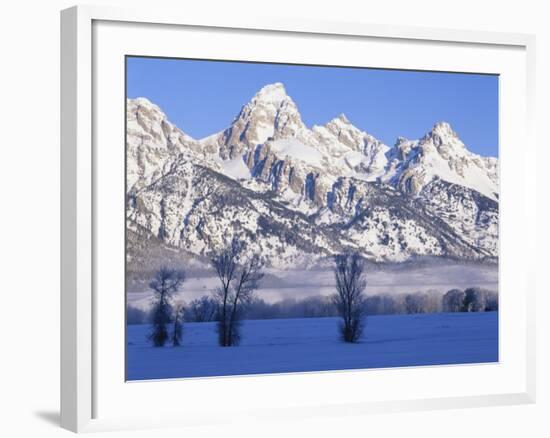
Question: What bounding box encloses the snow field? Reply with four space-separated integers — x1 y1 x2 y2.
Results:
127 312 498 380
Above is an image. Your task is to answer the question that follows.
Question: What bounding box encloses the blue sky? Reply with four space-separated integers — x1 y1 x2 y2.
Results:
126 57 499 157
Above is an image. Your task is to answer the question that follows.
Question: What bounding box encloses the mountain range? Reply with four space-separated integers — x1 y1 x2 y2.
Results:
126 82 498 270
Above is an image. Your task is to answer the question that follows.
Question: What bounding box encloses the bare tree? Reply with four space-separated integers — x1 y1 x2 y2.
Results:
171 304 185 347
211 239 263 346
148 267 186 347
332 252 368 343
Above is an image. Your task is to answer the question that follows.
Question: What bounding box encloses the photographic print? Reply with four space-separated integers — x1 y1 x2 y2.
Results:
125 57 498 381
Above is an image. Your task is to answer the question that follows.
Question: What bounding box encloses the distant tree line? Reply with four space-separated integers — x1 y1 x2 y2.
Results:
129 288 498 324
441 288 498 313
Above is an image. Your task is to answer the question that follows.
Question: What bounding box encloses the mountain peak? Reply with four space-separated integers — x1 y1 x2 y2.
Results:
395 136 410 146
327 113 352 125
336 113 350 124
128 97 165 115
327 113 358 131
430 121 457 138
420 121 464 151
253 82 289 104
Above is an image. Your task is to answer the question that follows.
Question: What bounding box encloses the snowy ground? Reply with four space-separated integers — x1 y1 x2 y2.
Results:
126 312 498 380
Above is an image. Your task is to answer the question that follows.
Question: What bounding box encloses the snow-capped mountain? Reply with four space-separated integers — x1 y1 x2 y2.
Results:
126 83 498 268
383 122 498 201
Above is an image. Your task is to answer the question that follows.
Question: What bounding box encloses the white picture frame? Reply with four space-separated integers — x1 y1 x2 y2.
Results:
60 4 537 433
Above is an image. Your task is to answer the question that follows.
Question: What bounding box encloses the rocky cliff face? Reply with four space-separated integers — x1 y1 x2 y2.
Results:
126 83 498 268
